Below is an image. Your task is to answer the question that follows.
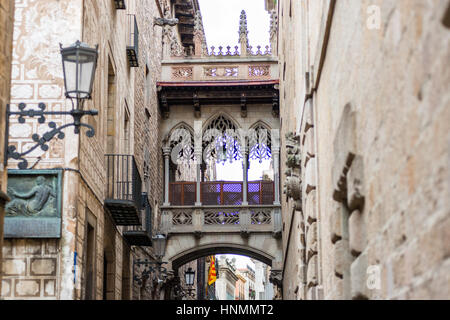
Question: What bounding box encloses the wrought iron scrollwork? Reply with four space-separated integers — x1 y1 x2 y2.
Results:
133 258 168 286
5 103 98 169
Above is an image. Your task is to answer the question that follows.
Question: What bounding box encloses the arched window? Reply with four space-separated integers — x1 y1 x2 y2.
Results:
248 122 272 163
203 114 242 163
168 123 195 163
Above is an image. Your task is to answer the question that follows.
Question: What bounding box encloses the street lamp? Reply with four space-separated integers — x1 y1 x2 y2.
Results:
60 41 98 104
185 267 195 286
183 267 196 298
5 41 99 169
153 234 167 260
133 234 168 285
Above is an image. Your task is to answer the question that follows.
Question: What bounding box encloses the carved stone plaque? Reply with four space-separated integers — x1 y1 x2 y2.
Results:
4 169 62 238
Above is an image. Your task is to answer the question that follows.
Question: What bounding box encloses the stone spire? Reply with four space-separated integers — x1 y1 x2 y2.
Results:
194 10 208 56
239 10 249 56
269 9 278 56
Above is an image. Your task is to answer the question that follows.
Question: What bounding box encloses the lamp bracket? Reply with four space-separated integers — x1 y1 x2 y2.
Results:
5 103 98 169
132 259 169 285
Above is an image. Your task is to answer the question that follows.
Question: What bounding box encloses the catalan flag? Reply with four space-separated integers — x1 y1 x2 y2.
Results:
207 255 217 285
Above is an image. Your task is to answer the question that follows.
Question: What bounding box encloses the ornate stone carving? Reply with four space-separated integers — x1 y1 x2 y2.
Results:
286 132 301 168
161 4 185 58
239 10 249 45
284 132 302 202
270 269 283 299
171 67 193 80
250 209 272 225
193 10 208 56
203 66 238 78
248 65 271 78
204 209 239 225
269 10 278 42
285 175 301 201
172 210 193 226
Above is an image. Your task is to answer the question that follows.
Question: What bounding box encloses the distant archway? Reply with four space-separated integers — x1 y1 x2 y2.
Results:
171 243 273 270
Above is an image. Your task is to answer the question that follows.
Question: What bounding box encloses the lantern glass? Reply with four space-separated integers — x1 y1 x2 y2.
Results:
185 267 195 286
153 234 166 259
60 41 98 102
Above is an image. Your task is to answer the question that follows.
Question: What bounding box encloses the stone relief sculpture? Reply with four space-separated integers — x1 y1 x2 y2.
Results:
283 132 302 207
6 176 56 217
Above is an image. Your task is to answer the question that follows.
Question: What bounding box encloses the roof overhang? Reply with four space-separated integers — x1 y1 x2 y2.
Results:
157 80 280 119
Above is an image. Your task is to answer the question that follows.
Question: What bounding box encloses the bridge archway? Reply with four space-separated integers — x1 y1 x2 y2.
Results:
171 243 273 269
162 232 282 272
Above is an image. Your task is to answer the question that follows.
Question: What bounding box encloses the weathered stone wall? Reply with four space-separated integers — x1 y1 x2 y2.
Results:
2 239 59 299
279 0 450 300
2 0 82 300
76 0 165 300
0 0 15 295
2 0 166 300
133 0 164 217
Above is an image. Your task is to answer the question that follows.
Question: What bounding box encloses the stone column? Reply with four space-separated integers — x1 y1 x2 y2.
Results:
163 147 171 206
195 148 202 206
273 147 280 205
242 147 248 206
272 129 281 205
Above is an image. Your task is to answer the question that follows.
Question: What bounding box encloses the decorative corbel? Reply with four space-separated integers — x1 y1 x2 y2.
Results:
193 92 201 118
240 93 247 118
154 17 179 27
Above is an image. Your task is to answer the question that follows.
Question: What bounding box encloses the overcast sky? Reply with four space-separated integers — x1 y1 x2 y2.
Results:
198 0 270 49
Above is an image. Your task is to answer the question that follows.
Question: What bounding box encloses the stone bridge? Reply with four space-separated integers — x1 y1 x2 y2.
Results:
156 8 282 278
160 204 282 271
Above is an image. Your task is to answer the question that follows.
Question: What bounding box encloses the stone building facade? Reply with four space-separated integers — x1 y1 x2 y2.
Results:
278 0 450 299
1 0 169 300
215 256 239 300
0 0 15 295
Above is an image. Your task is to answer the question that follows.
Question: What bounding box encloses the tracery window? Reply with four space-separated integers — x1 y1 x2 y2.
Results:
203 115 242 163
248 124 272 163
169 124 195 163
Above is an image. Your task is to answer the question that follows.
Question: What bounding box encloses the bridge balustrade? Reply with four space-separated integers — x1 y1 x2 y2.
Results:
168 181 274 206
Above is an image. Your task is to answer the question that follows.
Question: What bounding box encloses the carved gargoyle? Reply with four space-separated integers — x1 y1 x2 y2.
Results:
285 132 301 168
269 270 283 287
154 17 179 27
283 132 302 204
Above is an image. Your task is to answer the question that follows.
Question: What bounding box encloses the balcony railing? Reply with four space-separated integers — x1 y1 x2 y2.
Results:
169 182 196 206
123 193 152 246
105 154 142 225
126 14 139 67
168 181 274 206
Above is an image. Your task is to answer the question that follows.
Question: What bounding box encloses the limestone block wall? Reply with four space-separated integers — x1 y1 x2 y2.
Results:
2 0 83 300
279 0 450 300
75 0 165 300
2 239 59 299
2 0 166 300
278 0 313 300
0 0 15 294
133 0 164 214
316 0 450 300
